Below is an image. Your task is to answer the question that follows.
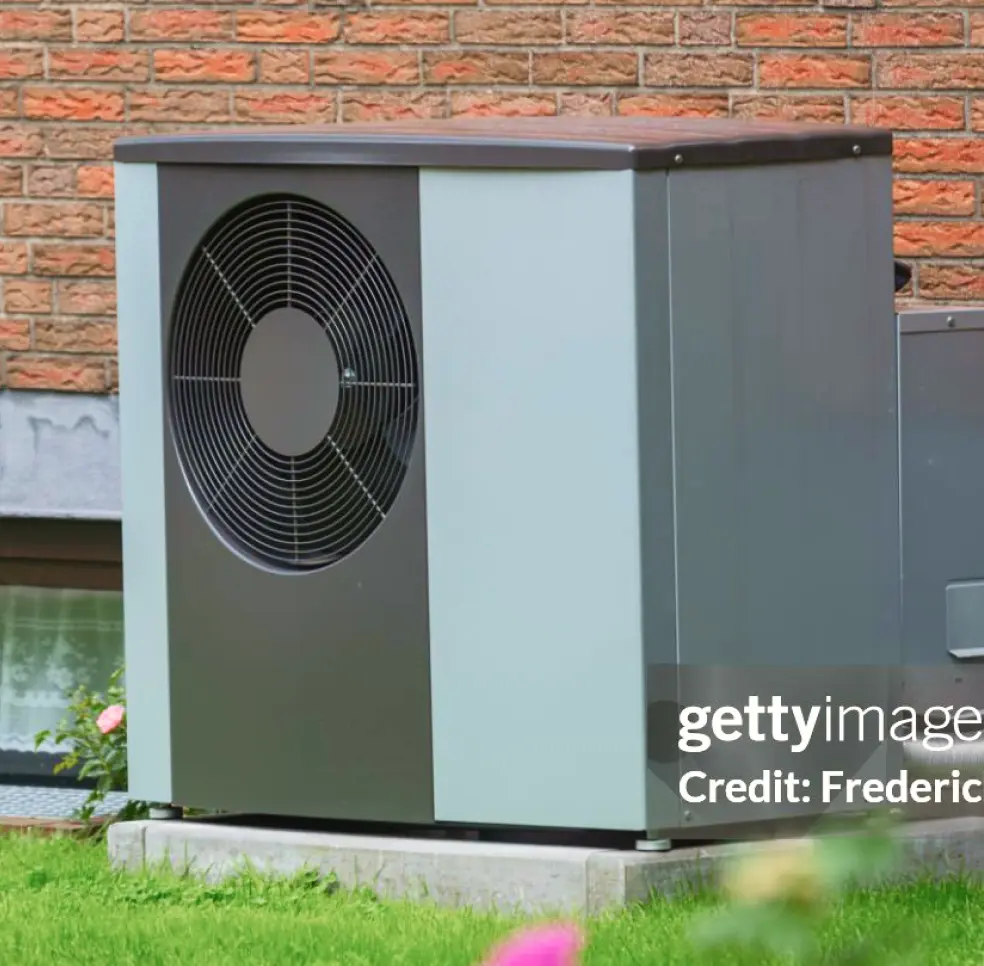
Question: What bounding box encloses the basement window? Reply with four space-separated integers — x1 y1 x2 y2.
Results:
0 520 122 779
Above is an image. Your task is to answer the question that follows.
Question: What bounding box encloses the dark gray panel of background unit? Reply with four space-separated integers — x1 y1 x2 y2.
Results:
156 165 434 823
662 158 900 829
900 326 984 712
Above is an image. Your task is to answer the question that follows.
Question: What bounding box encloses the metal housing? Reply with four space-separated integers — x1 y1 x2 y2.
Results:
115 119 900 838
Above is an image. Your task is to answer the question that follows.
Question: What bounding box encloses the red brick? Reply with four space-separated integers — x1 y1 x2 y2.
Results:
0 48 43 80
882 0 974 8
455 11 561 45
679 12 732 46
129 9 231 41
733 94 845 122
4 353 107 391
314 51 419 85
895 138 984 173
0 163 21 196
852 95 965 130
77 165 114 199
0 90 15 119
853 13 964 47
919 265 984 300
26 164 75 198
3 279 50 314
424 52 529 84
34 320 116 353
154 50 255 83
645 53 753 87
259 50 310 85
487 0 586 7
0 243 27 275
345 12 449 44
341 91 447 121
56 280 116 316
758 53 871 88
372 0 472 6
32 244 114 277
877 54 984 89
236 11 339 44
22 88 124 122
595 0 696 6
895 220 984 257
566 11 673 44
969 98 984 130
533 52 637 85
893 179 976 216
235 92 336 124
0 10 70 41
0 319 29 351
558 92 614 115
618 93 730 117
737 13 846 47
450 90 556 117
5 202 104 238
74 9 124 44
44 126 120 161
0 125 43 158
128 89 231 123
972 14 984 45
48 49 149 82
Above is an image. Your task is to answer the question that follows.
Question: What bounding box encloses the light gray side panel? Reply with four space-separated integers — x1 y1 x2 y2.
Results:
421 169 646 831
114 161 172 803
666 159 900 827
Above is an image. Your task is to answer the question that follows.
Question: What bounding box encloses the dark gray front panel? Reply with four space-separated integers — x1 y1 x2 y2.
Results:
157 165 433 823
664 159 900 829
900 323 984 710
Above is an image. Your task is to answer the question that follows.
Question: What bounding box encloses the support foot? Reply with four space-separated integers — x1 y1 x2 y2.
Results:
149 805 182 821
635 838 672 852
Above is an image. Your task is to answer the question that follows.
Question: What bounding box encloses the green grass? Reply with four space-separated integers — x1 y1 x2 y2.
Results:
1 832 984 965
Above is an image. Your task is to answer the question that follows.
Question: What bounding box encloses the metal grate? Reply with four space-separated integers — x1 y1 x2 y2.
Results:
168 194 419 572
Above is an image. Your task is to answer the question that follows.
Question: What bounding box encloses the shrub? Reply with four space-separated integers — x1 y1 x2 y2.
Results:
34 667 150 828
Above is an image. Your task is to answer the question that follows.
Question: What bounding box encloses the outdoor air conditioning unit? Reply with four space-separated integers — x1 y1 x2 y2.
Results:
114 118 901 844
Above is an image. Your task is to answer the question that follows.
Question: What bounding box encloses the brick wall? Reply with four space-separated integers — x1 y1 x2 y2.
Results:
0 2 980 391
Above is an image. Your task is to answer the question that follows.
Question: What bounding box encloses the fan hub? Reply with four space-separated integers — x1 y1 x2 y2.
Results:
239 307 340 457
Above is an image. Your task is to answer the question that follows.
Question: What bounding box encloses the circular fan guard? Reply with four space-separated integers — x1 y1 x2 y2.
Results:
168 194 419 572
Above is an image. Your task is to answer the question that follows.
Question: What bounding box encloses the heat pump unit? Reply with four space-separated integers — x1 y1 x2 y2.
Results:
114 118 901 842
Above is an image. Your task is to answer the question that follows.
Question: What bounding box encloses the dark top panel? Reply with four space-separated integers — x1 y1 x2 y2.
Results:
114 117 892 170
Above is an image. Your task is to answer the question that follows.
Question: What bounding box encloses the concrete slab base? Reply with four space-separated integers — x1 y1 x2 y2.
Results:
107 816 984 915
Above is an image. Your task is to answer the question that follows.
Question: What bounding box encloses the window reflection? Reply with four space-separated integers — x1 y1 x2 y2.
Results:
0 586 123 754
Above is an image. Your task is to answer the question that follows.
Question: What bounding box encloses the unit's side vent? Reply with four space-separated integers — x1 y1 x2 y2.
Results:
168 194 419 572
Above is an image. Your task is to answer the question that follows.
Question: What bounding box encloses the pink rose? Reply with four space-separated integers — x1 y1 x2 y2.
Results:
480 925 583 966
96 704 125 735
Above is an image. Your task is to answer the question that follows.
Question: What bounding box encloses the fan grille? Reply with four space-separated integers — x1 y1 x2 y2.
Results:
168 194 419 572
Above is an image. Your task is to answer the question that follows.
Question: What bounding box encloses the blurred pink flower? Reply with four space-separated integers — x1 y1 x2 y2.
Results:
480 924 584 966
96 704 125 735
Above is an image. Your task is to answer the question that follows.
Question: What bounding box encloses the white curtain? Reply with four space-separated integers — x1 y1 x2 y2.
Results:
0 586 123 754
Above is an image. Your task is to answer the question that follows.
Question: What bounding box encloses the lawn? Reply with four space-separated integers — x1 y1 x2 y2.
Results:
1 831 984 966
